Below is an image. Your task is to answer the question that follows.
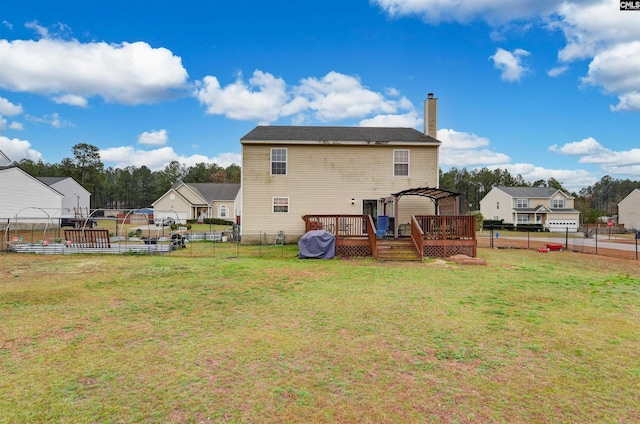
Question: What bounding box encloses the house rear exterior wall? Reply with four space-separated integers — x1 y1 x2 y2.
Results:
241 143 438 242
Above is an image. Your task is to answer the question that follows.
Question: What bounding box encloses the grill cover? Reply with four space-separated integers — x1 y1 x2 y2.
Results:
297 230 336 259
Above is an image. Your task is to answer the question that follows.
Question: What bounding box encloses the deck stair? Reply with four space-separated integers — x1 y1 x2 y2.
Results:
376 238 421 261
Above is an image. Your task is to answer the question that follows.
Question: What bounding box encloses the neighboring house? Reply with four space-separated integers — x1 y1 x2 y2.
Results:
152 182 241 224
618 189 640 230
0 167 64 224
0 149 11 167
239 94 442 243
480 186 580 232
37 177 91 218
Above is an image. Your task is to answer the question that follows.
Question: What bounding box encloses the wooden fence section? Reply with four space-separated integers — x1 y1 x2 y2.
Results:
64 229 111 248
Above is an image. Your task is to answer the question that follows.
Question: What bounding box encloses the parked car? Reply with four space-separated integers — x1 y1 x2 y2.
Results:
61 217 98 228
154 217 175 227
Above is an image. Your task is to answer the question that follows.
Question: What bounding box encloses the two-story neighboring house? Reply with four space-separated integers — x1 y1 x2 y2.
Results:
152 183 241 224
239 95 442 243
480 186 580 232
618 189 640 230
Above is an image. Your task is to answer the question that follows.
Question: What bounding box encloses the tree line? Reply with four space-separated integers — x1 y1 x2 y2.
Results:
13 143 240 210
11 143 640 224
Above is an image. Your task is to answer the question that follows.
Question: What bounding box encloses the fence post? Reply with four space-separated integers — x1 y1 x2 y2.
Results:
565 227 569 249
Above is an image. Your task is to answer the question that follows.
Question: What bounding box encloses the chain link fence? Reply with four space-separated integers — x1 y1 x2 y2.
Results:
478 225 640 261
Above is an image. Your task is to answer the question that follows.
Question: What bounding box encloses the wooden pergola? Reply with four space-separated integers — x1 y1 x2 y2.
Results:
381 186 461 238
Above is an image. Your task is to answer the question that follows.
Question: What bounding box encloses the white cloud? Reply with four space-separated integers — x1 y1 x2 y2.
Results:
550 136 640 181
25 112 72 129
371 0 564 24
2 20 13 30
0 96 23 116
437 128 511 167
495 163 596 192
547 66 568 77
581 41 640 111
52 94 88 108
0 135 43 162
490 48 531 82
8 121 23 131
196 70 414 124
100 145 240 170
0 38 188 105
374 1 640 114
138 129 169 146
195 70 289 122
359 111 422 128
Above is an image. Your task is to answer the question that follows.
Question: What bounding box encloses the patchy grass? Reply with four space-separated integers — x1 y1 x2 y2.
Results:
0 249 638 423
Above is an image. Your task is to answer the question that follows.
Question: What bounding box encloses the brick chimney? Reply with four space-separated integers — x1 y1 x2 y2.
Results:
424 93 437 138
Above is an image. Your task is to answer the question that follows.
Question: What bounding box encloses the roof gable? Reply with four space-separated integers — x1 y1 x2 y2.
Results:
496 186 572 199
241 126 440 145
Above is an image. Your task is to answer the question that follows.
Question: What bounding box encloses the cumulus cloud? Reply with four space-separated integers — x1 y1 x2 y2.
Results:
138 129 169 146
359 111 422 128
373 0 640 113
0 135 43 162
437 128 511 167
100 145 240 171
550 136 640 180
490 48 531 82
25 112 72 129
195 70 289 122
195 70 415 124
52 94 88 108
495 163 596 192
371 0 564 24
581 41 640 111
0 38 189 105
0 96 22 116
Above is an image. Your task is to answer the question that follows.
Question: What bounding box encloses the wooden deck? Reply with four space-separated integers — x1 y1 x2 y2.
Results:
303 214 476 259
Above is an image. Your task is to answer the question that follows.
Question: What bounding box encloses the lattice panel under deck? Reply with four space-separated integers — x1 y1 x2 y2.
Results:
336 245 371 258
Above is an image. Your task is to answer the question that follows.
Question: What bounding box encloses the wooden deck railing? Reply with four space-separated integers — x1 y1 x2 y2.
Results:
303 214 476 258
414 215 476 240
303 215 369 237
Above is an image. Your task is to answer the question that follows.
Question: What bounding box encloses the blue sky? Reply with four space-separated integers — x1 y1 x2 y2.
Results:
1 0 639 192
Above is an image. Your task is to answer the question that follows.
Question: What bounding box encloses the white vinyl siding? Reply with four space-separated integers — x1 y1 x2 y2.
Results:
393 149 409 176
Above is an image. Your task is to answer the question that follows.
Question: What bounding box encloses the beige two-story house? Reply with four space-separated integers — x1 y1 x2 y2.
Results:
239 95 443 243
152 183 241 224
480 186 580 232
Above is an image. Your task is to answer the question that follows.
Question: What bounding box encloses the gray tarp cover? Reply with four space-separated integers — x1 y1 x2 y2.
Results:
298 230 336 259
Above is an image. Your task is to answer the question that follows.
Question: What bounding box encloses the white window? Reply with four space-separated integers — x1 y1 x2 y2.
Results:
517 215 531 223
393 150 409 176
496 201 499 210
273 197 289 214
271 148 287 175
218 204 228 218
516 198 529 208
552 198 565 208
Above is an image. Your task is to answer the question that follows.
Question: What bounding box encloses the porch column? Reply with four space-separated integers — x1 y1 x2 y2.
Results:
394 196 399 238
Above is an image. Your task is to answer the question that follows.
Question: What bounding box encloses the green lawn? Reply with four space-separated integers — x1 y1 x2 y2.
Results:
1 248 638 423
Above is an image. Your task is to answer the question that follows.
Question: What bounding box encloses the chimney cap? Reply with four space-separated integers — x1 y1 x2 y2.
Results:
427 92 434 99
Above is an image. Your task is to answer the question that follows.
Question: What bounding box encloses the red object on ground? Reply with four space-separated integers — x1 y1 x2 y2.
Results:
546 243 563 251
538 248 549 253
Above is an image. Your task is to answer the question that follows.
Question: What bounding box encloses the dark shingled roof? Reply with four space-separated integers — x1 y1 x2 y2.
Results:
497 186 573 199
241 126 440 144
37 177 68 186
185 183 240 203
